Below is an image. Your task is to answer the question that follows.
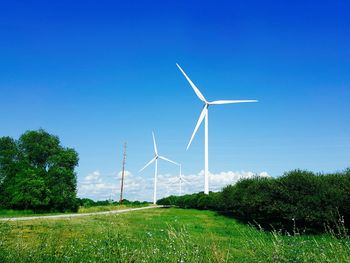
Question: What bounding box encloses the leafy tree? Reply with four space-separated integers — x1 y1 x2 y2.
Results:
7 165 50 210
0 137 18 207
46 148 79 211
0 129 79 212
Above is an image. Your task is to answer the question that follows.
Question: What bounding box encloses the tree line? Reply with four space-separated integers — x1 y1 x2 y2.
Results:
158 169 350 234
0 129 79 212
77 198 150 207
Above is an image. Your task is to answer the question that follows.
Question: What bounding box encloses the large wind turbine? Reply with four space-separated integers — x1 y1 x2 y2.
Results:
139 132 179 204
176 63 258 194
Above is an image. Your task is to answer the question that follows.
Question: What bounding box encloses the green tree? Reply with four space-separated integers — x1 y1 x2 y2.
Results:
0 129 79 212
7 165 50 210
0 137 18 207
47 148 79 211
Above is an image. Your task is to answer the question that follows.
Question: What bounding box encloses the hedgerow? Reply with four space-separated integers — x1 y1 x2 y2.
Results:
157 168 350 233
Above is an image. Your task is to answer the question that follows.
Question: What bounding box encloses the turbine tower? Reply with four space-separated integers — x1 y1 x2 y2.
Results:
179 164 183 196
139 132 179 204
176 63 258 194
168 164 188 196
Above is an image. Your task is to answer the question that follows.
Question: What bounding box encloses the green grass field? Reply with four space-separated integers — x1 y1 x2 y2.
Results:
0 208 349 262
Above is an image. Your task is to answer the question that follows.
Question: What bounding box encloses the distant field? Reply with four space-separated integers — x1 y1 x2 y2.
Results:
0 208 349 262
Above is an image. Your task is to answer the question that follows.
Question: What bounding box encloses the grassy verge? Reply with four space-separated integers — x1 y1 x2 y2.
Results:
0 208 349 262
0 209 35 217
78 204 150 213
0 204 150 218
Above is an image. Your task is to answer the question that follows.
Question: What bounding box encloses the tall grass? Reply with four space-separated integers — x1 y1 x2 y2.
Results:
0 208 349 262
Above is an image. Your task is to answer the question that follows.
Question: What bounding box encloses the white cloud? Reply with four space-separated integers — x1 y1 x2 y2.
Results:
78 170 117 200
259 171 270 177
78 170 151 201
84 170 103 183
117 170 131 179
77 169 270 202
155 170 270 198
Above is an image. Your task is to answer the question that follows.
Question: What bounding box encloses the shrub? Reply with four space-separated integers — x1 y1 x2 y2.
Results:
158 168 350 234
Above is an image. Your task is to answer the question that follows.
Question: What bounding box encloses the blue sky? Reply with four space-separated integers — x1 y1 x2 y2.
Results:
1 1 349 201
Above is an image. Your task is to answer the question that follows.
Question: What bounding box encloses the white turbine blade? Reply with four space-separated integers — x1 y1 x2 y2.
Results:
159 156 179 166
139 157 156 172
186 106 207 150
152 132 158 155
209 99 258 105
176 63 207 103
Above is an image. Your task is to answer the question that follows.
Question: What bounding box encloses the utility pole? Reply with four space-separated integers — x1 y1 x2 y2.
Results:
119 142 127 205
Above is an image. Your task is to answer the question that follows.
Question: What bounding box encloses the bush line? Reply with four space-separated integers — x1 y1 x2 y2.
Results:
157 169 350 234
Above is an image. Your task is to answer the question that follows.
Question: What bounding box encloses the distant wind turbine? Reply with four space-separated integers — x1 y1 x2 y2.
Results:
176 63 258 194
166 164 188 196
139 132 179 204
177 164 189 196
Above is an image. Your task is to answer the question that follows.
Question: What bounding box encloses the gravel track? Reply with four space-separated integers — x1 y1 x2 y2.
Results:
0 205 163 221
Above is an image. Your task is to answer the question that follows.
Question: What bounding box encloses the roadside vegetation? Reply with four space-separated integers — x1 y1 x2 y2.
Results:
0 209 35 217
0 129 151 219
1 208 349 262
0 198 150 217
77 198 150 214
158 169 350 234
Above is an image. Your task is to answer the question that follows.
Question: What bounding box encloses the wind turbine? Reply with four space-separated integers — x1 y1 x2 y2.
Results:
177 164 189 196
176 63 258 194
166 164 188 196
139 132 179 204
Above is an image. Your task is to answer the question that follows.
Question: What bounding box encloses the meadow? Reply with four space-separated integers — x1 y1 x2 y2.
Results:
0 207 349 262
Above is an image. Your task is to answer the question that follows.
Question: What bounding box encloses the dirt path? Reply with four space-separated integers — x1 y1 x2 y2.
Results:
0 205 163 221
